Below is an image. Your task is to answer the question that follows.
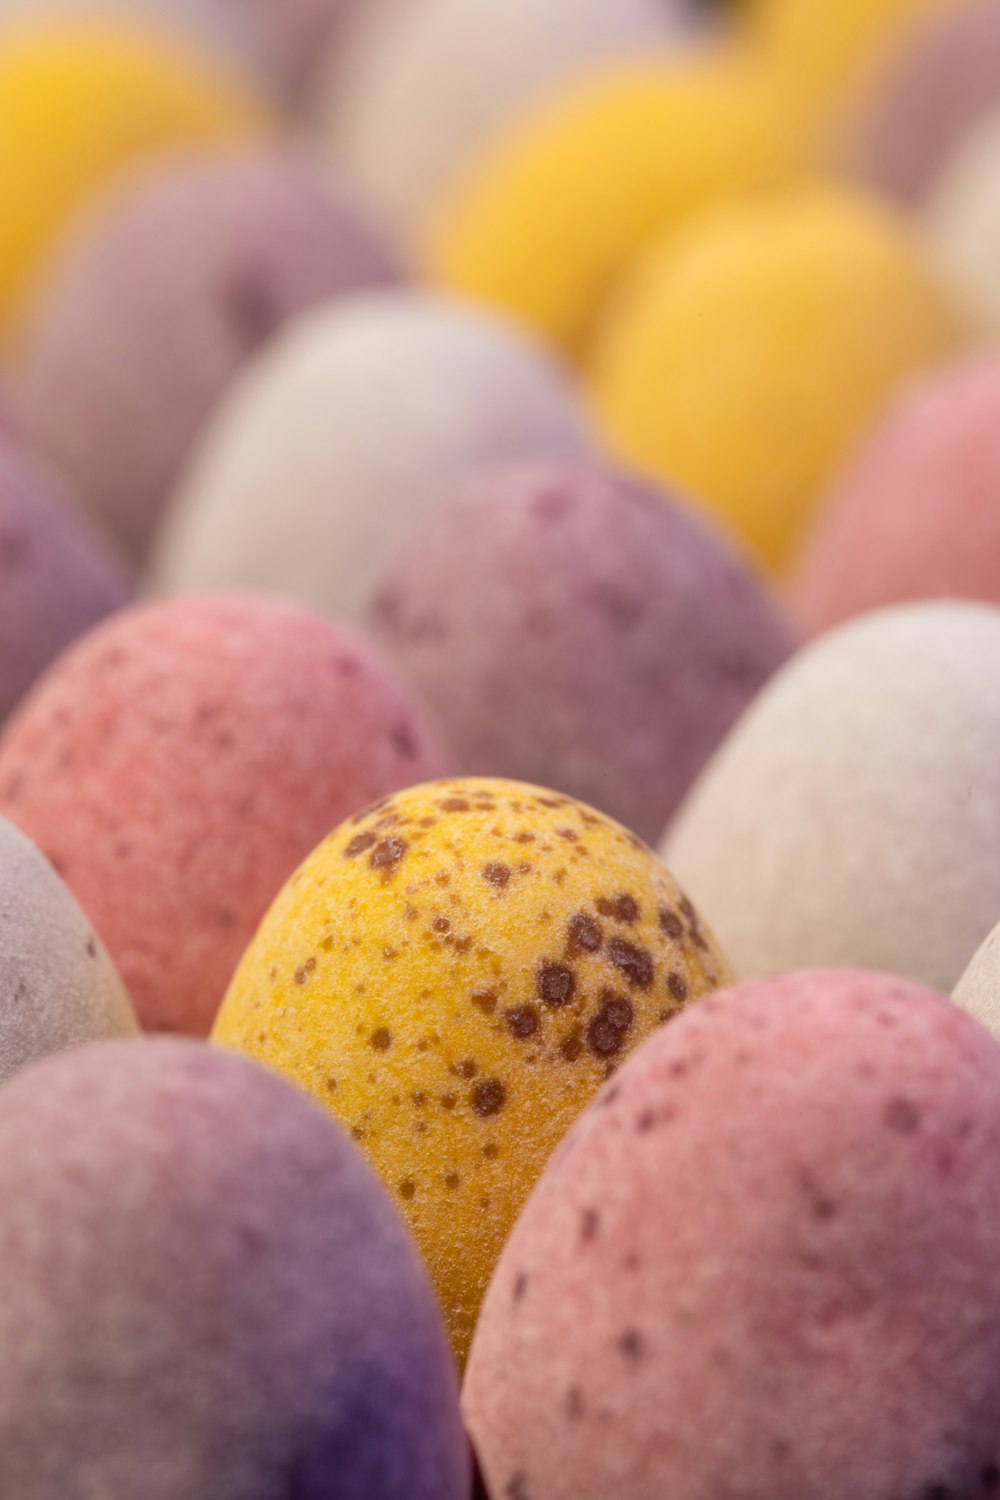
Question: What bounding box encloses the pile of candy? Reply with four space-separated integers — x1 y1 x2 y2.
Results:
3 0 1000 1494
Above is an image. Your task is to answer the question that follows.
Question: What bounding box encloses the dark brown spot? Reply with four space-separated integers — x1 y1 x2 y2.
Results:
482 862 511 890
514 831 536 844
444 1172 460 1190
440 797 470 813
451 1058 478 1079
668 971 689 1002
580 1207 600 1242
294 957 316 986
399 1179 416 1200
351 1126 365 1141
558 827 579 843
537 962 576 1007
566 912 603 958
885 1097 921 1135
659 906 684 941
472 1078 507 1117
587 991 635 1059
483 1141 499 1160
618 1329 646 1362
370 1027 392 1052
370 837 407 879
345 831 377 859
472 989 498 1015
597 893 640 924
85 935 98 960
506 1004 540 1039
440 1092 457 1110
560 1028 583 1062
679 894 709 951
607 936 655 989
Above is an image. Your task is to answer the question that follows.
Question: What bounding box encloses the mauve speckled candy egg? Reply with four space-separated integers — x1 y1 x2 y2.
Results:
466 969 1000 1500
0 429 129 726
0 594 451 1038
0 818 136 1084
12 148 402 562
0 1039 468 1499
367 460 793 844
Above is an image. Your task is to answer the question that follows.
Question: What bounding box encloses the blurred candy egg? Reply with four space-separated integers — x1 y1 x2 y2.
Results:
367 459 793 844
925 107 1000 335
954 922 1000 1042
589 186 961 573
791 357 1000 635
664 602 1000 992
0 595 451 1037
213 776 732 1363
0 1040 468 1498
0 819 136 1084
12 149 402 562
153 294 591 619
467 968 1000 1500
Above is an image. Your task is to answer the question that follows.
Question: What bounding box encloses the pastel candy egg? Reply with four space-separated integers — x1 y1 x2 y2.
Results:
212 776 732 1364
320 0 689 237
664 602 1000 992
0 595 451 1037
0 1039 468 1498
0 20 268 338
152 294 591 619
0 819 136 1083
589 185 961 573
367 459 793 844
466 969 1000 1500
11 149 402 562
791 357 1000 635
925 107 1000 336
0 428 129 725
955 923 1000 1041
424 48 806 358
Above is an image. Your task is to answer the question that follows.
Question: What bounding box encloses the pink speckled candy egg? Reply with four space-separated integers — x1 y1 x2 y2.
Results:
367 460 793 843
0 429 128 726
12 148 401 562
0 1039 468 1499
791 356 1000 635
0 595 451 1036
466 969 1000 1500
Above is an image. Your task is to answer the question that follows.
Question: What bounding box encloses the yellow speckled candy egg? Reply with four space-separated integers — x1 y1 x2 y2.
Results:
424 47 806 359
589 184 962 573
0 20 267 337
213 778 732 1365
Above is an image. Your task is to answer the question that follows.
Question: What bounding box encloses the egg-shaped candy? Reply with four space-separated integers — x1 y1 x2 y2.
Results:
12 149 402 562
321 0 689 238
367 460 793 844
0 819 136 1084
213 776 732 1363
0 429 129 725
0 1039 468 1498
590 186 961 573
466 968 1000 1500
664 602 1000 992
954 922 1000 1040
845 0 1000 203
425 48 805 358
153 294 591 618
925 108 1000 336
791 357 1000 635
0 595 451 1037
0 20 268 338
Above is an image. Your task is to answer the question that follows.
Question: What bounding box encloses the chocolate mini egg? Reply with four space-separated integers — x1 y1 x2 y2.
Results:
213 777 732 1363
0 20 267 337
466 969 1000 1500
321 0 687 236
0 819 136 1084
791 357 1000 634
0 428 129 725
0 595 451 1037
12 149 402 561
664 602 1000 992
367 459 793 843
0 1040 468 1498
925 107 1000 335
425 47 805 357
153 294 591 619
589 185 961 573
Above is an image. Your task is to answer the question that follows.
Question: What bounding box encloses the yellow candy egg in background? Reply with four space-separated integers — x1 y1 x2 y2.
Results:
0 20 268 337
588 184 963 574
213 778 732 1365
424 46 808 359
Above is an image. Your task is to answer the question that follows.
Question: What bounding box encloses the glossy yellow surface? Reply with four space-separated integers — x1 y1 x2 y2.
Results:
0 22 267 335
424 47 807 359
213 778 732 1365
589 186 962 574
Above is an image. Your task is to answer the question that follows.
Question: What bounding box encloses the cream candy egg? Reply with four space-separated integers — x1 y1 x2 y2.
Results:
925 106 1000 335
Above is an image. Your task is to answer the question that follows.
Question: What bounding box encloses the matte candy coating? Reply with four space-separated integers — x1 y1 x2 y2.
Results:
153 294 591 619
0 595 451 1037
590 186 961 573
0 430 129 725
664 602 1000 992
13 149 402 561
0 21 267 337
0 819 136 1084
0 1040 468 1499
466 969 1000 1500
791 357 1000 634
425 48 805 358
954 923 1000 1041
213 777 732 1364
925 108 1000 336
367 460 793 844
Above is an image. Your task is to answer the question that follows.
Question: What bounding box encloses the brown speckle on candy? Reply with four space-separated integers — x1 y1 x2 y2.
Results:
537 962 576 1007
472 1079 507 1118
